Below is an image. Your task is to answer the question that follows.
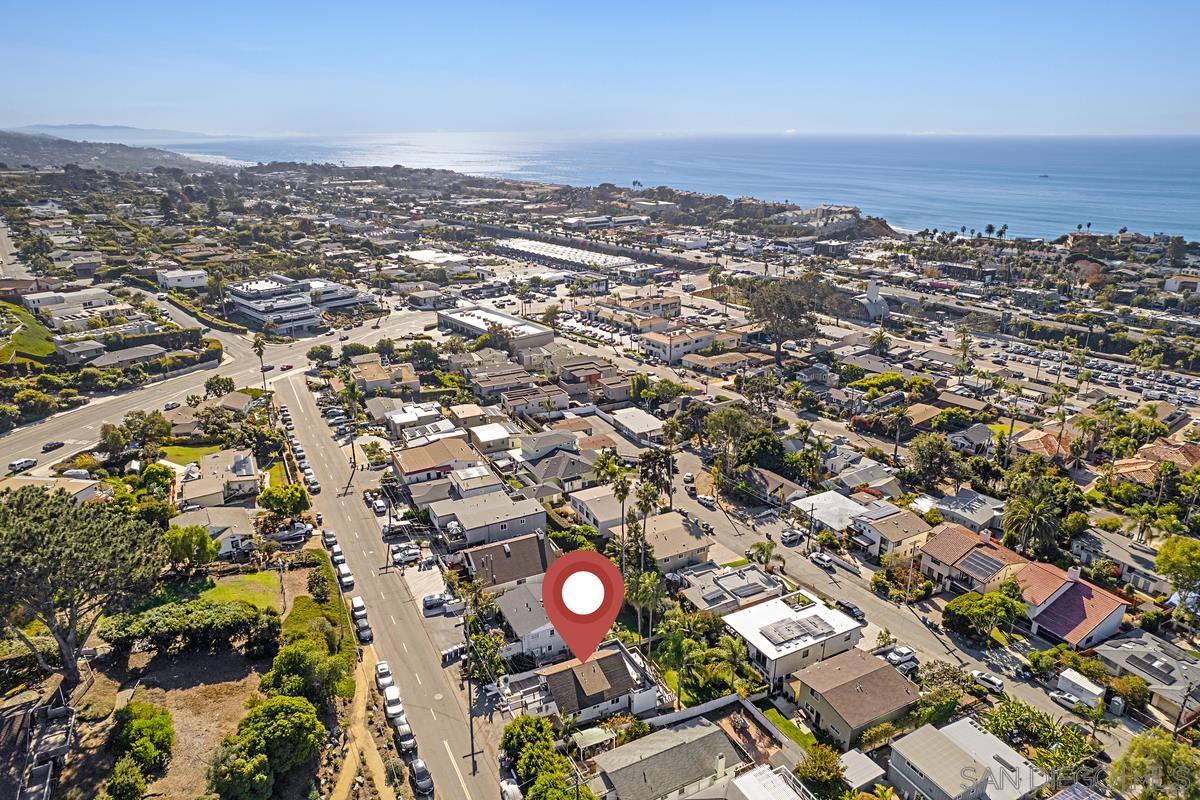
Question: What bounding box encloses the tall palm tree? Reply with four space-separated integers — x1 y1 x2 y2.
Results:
635 481 659 572
639 571 666 657
341 376 365 471
625 571 651 644
611 468 632 577
252 333 268 392
868 326 891 357
884 406 911 459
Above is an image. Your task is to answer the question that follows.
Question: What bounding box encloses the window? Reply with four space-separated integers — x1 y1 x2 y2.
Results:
499 523 508 531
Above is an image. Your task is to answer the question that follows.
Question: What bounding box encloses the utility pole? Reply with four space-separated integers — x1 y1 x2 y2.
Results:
464 598 477 775
1173 678 1198 742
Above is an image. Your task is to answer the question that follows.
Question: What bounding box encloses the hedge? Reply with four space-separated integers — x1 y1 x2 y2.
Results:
113 701 175 772
98 599 279 656
163 293 249 334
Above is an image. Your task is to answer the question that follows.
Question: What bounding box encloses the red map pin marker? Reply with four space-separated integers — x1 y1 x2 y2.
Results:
543 551 624 663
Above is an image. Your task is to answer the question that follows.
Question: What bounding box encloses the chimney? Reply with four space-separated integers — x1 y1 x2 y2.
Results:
714 752 726 779
1067 566 1081 582
980 531 992 545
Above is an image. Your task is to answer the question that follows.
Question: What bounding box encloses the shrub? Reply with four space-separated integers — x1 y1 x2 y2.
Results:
1110 674 1151 709
113 701 174 772
99 599 270 654
305 571 331 604
209 738 273 800
108 755 147 800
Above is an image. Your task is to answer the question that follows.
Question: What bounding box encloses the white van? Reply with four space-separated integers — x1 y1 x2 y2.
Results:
8 458 36 473
336 563 354 589
330 544 345 565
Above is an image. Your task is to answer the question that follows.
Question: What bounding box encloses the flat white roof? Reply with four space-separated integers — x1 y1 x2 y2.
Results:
438 305 549 338
791 490 867 531
723 596 859 661
942 718 1048 800
611 406 663 435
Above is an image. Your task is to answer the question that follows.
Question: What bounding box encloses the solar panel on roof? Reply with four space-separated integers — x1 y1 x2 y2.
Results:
1129 653 1177 684
761 616 834 646
702 589 726 603
958 549 1006 579
732 584 765 598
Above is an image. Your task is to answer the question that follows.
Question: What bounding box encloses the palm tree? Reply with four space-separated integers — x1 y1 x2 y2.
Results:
749 540 785 573
635 481 659 572
1072 701 1114 743
611 468 632 577
252 333 268 392
1002 483 1059 555
711 634 750 696
872 785 898 800
341 377 365 471
884 406 911 459
868 326 891 357
659 419 684 509
625 571 652 645
639 572 666 657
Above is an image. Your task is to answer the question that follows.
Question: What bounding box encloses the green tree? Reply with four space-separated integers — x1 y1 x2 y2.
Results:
1156 536 1200 601
906 433 963 489
0 486 167 686
500 714 555 762
1003 478 1061 556
795 743 846 797
140 462 176 498
748 279 819 365
236 694 325 773
163 524 218 571
252 334 268 392
749 539 785 572
204 374 236 398
305 344 333 366
107 755 147 800
208 737 272 800
257 484 310 520
1113 728 1200 800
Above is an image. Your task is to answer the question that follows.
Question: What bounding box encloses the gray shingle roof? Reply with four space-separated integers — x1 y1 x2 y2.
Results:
589 718 743 800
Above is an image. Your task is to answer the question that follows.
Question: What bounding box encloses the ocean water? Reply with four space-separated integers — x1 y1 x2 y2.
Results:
164 132 1200 240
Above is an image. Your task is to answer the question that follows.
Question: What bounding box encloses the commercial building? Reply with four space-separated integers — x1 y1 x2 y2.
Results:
226 274 368 333
492 237 637 271
156 268 207 290
436 305 555 350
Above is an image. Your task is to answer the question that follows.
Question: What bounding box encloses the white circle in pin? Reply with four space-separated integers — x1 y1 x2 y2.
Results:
562 571 605 616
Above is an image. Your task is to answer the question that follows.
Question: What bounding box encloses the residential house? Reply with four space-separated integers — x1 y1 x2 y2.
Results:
849 501 932 560
1094 630 1200 732
173 506 256 559
570 485 625 535
919 525 1027 594
933 488 1004 532
469 421 523 455
446 403 489 429
0 476 106 504
722 595 862 689
428 493 546 549
587 717 746 800
391 439 482 485
614 513 710 574
522 449 598 493
1070 527 1171 596
1014 562 1127 648
789 649 920 750
790 490 868 535
91 344 168 369
500 384 570 418
499 641 663 724
949 423 995 456
517 431 578 462
178 449 259 508
741 467 806 507
610 406 664 443
890 720 1047 800
496 583 567 661
677 561 785 615
156 268 207 290
462 531 561 593
56 339 106 364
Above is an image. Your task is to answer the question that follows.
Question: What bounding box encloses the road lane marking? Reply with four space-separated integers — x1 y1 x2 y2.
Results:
414 673 421 685
390 615 397 625
402 642 408 653
442 738 470 798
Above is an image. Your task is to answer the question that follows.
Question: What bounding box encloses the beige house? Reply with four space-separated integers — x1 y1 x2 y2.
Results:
614 513 710 574
788 649 919 750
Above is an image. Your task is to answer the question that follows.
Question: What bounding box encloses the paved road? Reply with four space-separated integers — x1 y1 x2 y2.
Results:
0 305 438 468
277 374 498 800
0 222 32 281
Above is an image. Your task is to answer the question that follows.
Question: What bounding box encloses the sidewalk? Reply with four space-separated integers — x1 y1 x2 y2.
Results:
330 647 398 800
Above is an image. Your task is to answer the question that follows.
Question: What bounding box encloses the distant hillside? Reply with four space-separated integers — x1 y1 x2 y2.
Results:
12 123 223 145
0 130 209 172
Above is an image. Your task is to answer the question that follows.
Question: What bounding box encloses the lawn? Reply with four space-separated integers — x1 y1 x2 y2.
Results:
0 301 55 362
237 386 268 399
162 443 222 465
200 572 283 611
755 699 816 750
722 558 750 568
267 459 287 487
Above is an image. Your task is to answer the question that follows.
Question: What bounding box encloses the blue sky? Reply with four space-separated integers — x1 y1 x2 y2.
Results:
4 0 1198 136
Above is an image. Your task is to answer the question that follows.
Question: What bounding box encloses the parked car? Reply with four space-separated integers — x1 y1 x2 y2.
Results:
1050 689 1082 709
336 563 354 589
409 758 434 796
354 617 373 643
886 646 917 666
322 529 337 548
372 663 394 692
350 596 367 620
683 473 694 484
164 401 181 411
896 660 919 678
392 545 420 566
330 544 346 565
382 686 405 719
8 458 37 473
372 498 388 515
971 670 1005 693
394 722 418 754
696 495 716 508
835 599 865 620
422 593 449 610
809 551 834 569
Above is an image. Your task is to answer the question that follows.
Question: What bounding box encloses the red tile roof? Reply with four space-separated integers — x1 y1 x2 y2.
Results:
1020 564 1127 645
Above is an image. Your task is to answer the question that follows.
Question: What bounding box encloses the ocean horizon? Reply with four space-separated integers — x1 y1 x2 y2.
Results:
161 132 1200 240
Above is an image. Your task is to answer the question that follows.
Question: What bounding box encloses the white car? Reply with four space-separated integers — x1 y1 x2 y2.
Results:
350 596 367 620
971 670 1004 693
382 686 406 721
1050 689 1081 709
330 544 346 565
336 563 354 589
809 551 834 569
375 661 394 689
886 646 917 666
